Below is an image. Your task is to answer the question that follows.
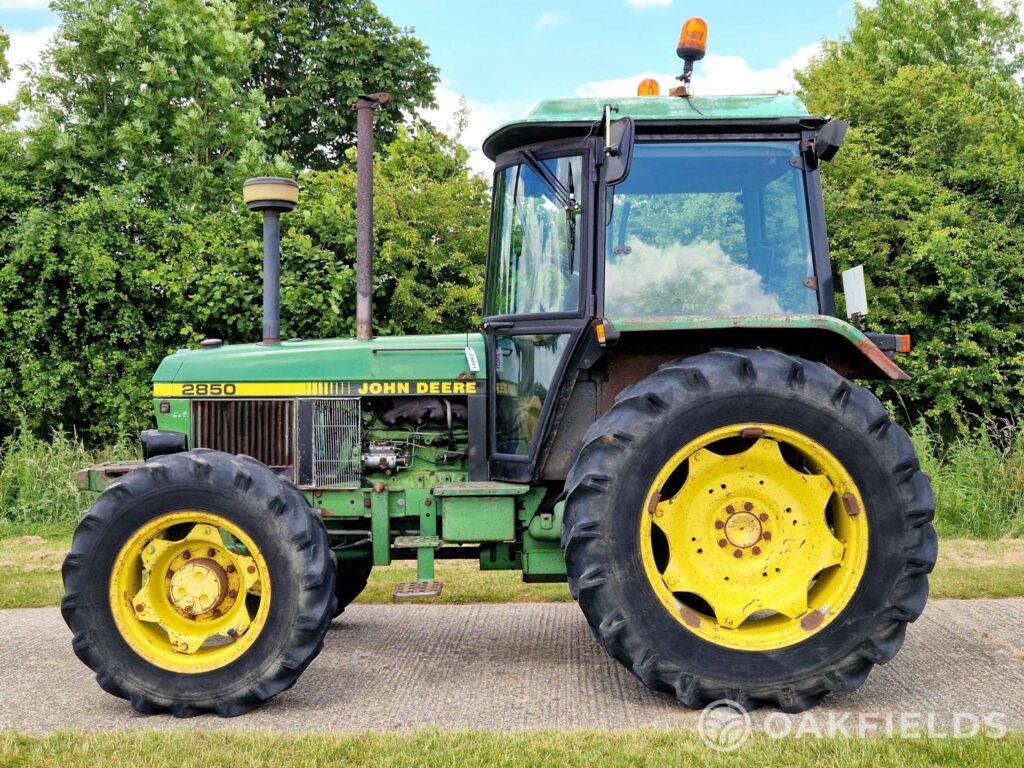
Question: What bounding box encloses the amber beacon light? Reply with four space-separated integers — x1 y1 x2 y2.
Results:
637 78 661 97
675 17 708 94
677 17 708 61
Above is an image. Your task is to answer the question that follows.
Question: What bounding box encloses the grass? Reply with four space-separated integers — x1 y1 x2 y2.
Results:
2 535 1023 609
0 534 67 609
925 538 1024 599
0 424 135 534
0 730 1022 768
913 422 1024 539
357 560 571 603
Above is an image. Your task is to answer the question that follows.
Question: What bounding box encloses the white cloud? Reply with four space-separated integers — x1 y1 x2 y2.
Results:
535 11 571 31
626 0 672 8
576 43 821 98
420 80 531 177
0 26 56 104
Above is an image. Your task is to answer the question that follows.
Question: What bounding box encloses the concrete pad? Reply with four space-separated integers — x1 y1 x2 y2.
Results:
0 600 1022 733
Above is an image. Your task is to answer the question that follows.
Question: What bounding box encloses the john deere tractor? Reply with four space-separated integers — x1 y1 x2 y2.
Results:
63 19 936 717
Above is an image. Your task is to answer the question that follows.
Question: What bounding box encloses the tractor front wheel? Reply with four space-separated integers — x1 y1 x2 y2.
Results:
61 449 336 717
562 349 936 712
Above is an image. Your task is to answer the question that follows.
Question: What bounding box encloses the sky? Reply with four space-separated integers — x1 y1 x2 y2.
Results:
374 0 866 169
0 0 941 172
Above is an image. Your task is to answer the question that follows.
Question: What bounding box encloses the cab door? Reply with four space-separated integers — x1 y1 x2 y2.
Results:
483 141 594 483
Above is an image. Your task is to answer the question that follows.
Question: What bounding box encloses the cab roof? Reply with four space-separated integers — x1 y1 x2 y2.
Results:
483 94 824 160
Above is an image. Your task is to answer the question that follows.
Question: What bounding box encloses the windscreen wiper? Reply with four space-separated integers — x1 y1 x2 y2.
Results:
522 150 580 273
567 163 577 273
522 149 571 209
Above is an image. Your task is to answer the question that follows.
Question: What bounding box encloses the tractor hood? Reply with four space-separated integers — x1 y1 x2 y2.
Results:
152 333 487 398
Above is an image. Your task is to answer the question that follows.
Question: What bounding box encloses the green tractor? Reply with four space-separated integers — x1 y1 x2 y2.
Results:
63 23 936 717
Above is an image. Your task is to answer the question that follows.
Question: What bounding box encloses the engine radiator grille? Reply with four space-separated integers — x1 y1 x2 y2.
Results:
192 400 295 474
312 398 361 487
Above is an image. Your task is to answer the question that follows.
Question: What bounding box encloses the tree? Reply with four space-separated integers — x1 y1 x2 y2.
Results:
237 0 439 170
0 26 31 228
176 122 489 344
797 0 1024 429
0 28 11 85
22 0 269 210
0 0 275 441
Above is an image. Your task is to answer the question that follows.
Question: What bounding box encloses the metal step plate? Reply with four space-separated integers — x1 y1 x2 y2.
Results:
393 581 444 599
393 535 442 549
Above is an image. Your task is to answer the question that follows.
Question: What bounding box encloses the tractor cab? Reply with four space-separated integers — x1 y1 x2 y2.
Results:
480 94 900 483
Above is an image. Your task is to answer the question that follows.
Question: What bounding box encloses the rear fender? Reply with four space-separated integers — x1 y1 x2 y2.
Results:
604 314 908 382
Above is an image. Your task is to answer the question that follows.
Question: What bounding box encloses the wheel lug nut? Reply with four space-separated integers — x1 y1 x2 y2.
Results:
715 520 725 529
762 532 772 541
226 564 236 574
135 603 145 612
733 549 743 558
759 513 769 522
744 502 754 511
228 589 238 599
752 546 762 555
207 548 217 557
725 504 735 514
718 539 728 547
247 565 256 574
182 550 191 560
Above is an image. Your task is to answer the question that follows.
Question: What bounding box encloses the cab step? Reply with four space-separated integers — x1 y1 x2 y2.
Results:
393 581 444 599
393 535 442 549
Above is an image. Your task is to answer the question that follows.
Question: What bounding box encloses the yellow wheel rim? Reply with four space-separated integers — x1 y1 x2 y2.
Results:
109 511 271 674
639 424 868 651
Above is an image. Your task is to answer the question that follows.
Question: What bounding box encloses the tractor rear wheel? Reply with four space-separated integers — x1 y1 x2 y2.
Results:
61 449 336 717
332 560 372 618
563 349 936 712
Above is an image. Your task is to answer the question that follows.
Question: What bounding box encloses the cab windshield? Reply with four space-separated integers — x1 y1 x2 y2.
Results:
604 141 818 320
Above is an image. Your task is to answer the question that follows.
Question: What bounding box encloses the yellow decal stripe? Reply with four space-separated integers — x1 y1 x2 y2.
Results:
153 381 480 397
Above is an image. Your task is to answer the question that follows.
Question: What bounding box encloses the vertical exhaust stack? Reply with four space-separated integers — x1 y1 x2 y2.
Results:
243 177 300 345
354 92 391 341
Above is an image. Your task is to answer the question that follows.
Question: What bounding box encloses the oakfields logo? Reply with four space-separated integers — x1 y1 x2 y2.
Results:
698 700 752 751
697 700 1008 751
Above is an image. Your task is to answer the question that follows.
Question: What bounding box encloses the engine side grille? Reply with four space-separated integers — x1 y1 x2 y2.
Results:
192 400 295 474
312 398 361 486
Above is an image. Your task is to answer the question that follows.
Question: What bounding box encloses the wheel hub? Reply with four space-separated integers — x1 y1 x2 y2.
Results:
722 508 764 550
167 558 228 617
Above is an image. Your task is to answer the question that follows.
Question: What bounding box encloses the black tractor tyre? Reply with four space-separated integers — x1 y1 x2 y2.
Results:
562 349 937 713
332 560 373 618
61 449 337 717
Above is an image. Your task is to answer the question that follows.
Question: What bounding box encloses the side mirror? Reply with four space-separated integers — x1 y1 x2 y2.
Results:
605 114 635 185
841 265 869 323
815 119 848 162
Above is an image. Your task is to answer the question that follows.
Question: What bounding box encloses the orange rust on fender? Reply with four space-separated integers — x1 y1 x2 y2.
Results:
855 337 910 381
